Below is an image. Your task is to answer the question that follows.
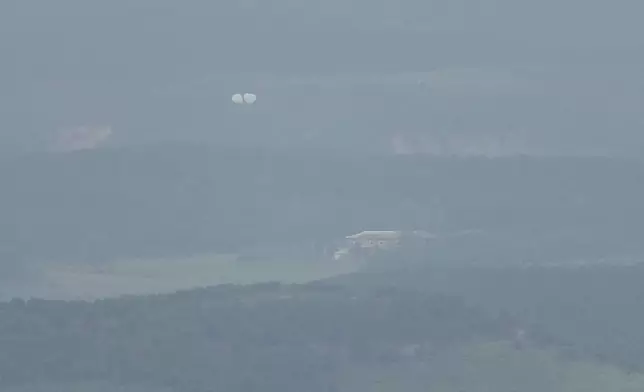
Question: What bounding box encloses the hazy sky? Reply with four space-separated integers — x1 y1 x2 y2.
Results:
1 1 642 155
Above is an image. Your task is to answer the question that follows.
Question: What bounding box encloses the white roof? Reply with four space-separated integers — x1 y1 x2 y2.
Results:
411 230 438 239
346 230 437 240
346 231 402 240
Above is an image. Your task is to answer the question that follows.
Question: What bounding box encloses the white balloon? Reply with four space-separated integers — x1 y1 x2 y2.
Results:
232 93 244 104
243 93 257 104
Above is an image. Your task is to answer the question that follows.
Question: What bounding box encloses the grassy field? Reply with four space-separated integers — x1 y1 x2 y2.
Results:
32 253 361 300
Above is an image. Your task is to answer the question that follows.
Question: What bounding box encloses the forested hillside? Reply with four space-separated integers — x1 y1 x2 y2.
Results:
0 283 505 391
2 280 644 392
332 263 644 372
2 146 643 263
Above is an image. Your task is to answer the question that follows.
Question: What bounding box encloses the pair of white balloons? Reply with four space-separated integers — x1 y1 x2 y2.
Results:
232 93 257 104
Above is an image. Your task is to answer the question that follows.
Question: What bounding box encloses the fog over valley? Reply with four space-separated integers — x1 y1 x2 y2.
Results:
2 1 644 391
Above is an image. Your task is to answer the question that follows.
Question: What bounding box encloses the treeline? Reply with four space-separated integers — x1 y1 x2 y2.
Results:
2 145 644 262
0 283 507 392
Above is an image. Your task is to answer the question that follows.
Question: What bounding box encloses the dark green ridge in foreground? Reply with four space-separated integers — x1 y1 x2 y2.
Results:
0 282 506 391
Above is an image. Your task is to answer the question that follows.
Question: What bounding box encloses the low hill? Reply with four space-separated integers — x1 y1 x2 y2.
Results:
2 281 644 391
3 146 644 264
330 262 644 372
0 283 503 391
